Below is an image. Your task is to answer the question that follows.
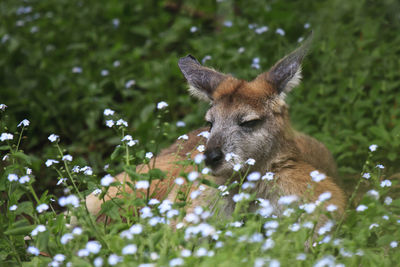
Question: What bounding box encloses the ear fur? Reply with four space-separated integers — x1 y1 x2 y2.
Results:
258 33 313 95
178 55 227 101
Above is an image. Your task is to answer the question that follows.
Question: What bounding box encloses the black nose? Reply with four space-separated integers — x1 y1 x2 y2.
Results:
204 148 223 167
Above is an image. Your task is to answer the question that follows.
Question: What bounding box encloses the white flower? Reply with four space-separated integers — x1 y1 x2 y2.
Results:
108 254 122 265
326 204 338 212
318 220 334 235
275 28 285 36
261 172 274 181
232 192 250 202
103 109 115 116
369 144 378 152
36 203 49 213
314 256 335 267
62 155 73 161
181 249 191 257
278 195 298 205
9 205 18 211
366 189 379 199
238 47 245 53
318 191 332 202
92 188 102 196
129 224 143 234
125 80 136 88
190 190 201 199
369 223 379 230
174 177 185 185
127 140 138 146
27 246 40 255
390 241 398 248
116 119 128 127
159 200 172 213
178 134 188 140
296 253 306 261
145 152 153 159
48 134 59 142
302 221 314 229
72 67 82 73
0 133 13 141
376 164 385 169
8 173 18 182
356 204 368 212
255 26 268 34
197 131 210 139
233 164 242 171
384 196 392 205
26 168 32 174
362 173 371 179
188 171 199 182
202 55 212 64
86 241 101 254
53 254 66 262
0 104 7 111
223 20 233 27
136 180 150 189
148 199 160 205
194 154 205 164
245 158 255 165
31 225 46 236
101 174 114 186
45 159 59 167
380 180 392 187
202 167 210 174
169 258 184 267
242 182 255 189
197 145 205 152
262 238 275 250
157 101 168 110
140 207 153 218
176 121 186 127
105 120 114 127
264 221 279 229
304 23 311 29
72 227 83 235
300 203 316 214
289 223 300 232
195 248 208 257
297 37 304 43
94 257 103 267
101 70 109 76
190 26 198 33
247 172 261 181
61 233 74 244
17 119 30 127
58 195 80 208
310 170 326 182
122 244 137 255
113 60 121 67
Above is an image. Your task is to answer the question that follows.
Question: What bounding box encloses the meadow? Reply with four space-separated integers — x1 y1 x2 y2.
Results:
1 0 399 266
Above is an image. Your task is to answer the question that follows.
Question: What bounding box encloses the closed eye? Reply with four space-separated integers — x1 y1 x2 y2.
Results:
239 119 262 128
206 121 213 130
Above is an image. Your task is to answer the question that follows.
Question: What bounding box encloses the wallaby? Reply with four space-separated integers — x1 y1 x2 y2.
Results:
86 36 346 226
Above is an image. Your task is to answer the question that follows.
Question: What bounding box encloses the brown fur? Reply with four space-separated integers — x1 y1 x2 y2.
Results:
86 39 346 229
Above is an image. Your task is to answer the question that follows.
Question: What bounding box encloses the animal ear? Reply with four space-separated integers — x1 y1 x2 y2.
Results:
258 33 313 95
178 55 227 101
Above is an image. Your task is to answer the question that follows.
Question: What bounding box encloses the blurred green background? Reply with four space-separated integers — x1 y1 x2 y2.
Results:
1 0 400 191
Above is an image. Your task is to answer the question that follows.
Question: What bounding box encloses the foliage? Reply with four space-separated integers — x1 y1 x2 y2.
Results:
1 0 400 266
1 107 399 266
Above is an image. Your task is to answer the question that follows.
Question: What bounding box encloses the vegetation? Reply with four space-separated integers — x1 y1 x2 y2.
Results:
1 0 399 266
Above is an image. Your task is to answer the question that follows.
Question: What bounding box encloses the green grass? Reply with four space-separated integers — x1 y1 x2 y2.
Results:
1 0 400 265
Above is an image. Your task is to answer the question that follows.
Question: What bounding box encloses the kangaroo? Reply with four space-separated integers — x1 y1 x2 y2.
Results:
86 36 346 226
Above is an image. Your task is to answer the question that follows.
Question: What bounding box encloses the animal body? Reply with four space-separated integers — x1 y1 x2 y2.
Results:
86 36 346 225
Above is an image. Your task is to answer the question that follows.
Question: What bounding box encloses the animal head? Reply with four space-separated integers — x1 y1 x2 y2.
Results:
178 36 312 176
